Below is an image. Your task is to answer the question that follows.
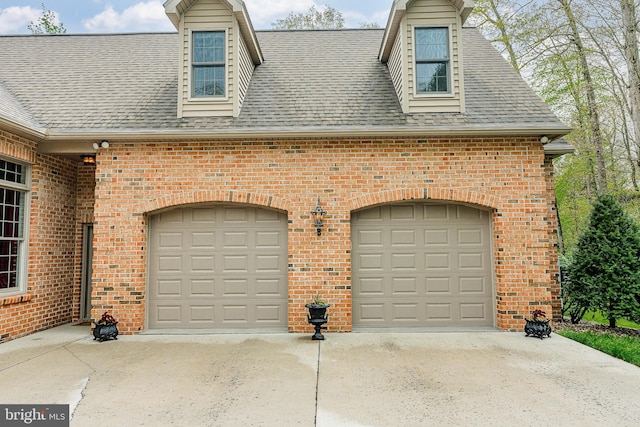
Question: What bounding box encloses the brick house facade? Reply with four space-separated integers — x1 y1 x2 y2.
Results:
0 0 572 341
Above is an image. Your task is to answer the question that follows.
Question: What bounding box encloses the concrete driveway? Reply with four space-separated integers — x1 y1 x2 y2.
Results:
1 324 640 426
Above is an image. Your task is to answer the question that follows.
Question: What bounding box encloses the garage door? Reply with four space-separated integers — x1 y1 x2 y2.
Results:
148 205 288 330
351 202 494 328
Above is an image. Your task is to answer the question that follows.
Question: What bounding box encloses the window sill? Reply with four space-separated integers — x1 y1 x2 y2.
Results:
1 293 33 307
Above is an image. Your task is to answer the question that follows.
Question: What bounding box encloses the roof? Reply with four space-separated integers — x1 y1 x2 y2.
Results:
0 28 570 144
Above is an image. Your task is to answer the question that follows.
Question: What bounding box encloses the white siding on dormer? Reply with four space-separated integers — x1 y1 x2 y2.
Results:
405 0 464 113
237 24 254 113
179 0 234 117
388 26 405 111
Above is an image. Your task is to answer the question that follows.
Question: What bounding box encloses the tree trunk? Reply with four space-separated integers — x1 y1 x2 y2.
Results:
558 0 608 192
620 0 640 170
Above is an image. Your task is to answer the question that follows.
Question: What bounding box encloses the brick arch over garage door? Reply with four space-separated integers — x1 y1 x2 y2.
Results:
351 200 495 329
139 190 291 214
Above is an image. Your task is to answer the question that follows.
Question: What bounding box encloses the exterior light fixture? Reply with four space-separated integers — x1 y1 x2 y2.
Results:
311 199 327 236
81 155 96 165
539 136 549 144
92 140 110 149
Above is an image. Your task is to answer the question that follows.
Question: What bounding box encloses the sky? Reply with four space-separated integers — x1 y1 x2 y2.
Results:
0 0 392 34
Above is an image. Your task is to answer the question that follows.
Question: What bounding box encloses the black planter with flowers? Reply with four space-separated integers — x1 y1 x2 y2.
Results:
93 312 119 342
306 295 329 340
524 309 552 339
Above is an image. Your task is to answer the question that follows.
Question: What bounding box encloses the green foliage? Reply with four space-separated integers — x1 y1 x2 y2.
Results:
28 3 66 34
566 194 640 326
583 311 640 329
557 330 640 367
272 5 344 30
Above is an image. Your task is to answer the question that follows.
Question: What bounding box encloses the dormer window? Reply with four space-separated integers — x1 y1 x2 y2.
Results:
192 31 226 98
415 27 450 94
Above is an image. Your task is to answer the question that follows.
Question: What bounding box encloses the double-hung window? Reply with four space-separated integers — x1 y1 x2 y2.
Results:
415 27 450 94
192 31 226 98
0 159 28 294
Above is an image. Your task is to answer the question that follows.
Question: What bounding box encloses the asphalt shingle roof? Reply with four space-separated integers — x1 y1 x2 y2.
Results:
0 28 570 139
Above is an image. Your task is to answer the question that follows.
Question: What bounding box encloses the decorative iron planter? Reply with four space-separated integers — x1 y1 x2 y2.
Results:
524 319 552 339
93 322 119 342
306 304 329 340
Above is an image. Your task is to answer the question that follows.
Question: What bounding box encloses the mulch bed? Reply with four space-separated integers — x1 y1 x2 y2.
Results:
551 318 640 338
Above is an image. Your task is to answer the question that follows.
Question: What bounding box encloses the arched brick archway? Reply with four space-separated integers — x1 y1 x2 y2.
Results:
138 190 291 215
348 187 499 212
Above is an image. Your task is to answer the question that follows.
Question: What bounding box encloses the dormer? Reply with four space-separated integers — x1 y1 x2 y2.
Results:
164 0 263 118
379 0 474 114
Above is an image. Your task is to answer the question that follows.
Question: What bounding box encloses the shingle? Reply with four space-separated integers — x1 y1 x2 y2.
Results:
0 29 569 136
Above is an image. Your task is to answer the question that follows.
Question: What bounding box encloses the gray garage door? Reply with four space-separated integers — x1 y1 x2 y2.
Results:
351 202 494 328
148 205 288 330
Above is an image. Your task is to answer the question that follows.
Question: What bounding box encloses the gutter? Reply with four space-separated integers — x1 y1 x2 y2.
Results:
37 125 573 155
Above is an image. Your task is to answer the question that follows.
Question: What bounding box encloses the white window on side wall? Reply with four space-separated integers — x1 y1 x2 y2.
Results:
192 31 226 98
0 158 29 295
415 27 450 94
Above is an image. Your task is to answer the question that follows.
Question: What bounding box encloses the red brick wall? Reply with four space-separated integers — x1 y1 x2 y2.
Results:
0 131 77 342
71 165 96 321
92 137 557 333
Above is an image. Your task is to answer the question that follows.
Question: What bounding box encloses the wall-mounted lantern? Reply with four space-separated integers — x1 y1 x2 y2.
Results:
311 199 327 236
81 155 96 165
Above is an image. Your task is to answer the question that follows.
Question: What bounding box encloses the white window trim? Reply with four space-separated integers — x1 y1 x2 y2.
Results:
0 158 30 297
187 28 230 102
413 24 455 99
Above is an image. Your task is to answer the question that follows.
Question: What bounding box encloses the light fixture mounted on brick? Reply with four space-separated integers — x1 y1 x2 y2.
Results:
311 199 327 236
81 154 96 165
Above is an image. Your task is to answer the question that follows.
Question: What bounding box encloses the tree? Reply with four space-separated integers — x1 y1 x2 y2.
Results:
567 194 640 327
28 3 66 34
272 5 344 30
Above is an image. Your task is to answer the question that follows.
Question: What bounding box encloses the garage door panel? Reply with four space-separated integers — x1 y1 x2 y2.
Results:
357 303 386 321
191 255 215 272
156 279 182 296
458 229 482 245
190 305 215 322
392 277 417 294
356 277 384 295
256 231 281 247
223 231 248 248
352 202 494 328
425 253 450 269
390 204 416 220
358 230 383 246
458 252 484 269
391 253 416 270
426 277 451 293
190 279 215 295
425 229 449 245
191 207 216 223
426 303 452 320
223 255 248 272
158 232 183 248
459 277 485 293
158 255 182 272
393 303 419 321
223 279 248 296
191 232 215 248
223 207 248 223
423 204 448 219
256 279 282 296
149 205 287 330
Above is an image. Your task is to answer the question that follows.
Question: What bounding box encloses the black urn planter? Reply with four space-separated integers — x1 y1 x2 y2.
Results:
524 318 552 339
93 322 119 342
306 304 329 340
